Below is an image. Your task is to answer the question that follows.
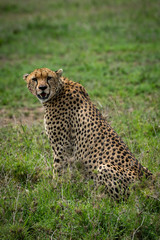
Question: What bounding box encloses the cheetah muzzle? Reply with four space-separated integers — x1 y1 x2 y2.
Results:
37 92 50 101
24 67 152 200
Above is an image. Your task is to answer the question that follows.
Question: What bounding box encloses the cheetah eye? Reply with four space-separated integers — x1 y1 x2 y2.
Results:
32 77 37 82
47 76 52 81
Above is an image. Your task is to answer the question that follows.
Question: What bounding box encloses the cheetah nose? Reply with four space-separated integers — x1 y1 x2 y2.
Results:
39 85 47 90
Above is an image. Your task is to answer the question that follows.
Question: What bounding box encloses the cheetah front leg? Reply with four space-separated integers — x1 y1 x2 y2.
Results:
51 141 74 177
45 118 74 177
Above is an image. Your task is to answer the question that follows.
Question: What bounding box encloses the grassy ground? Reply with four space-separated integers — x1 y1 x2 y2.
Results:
0 0 160 239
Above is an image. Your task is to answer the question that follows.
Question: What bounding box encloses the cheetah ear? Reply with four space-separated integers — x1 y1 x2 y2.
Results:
23 73 29 81
55 69 63 77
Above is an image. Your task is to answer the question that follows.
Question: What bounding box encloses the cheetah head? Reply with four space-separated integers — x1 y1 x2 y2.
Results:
23 68 63 103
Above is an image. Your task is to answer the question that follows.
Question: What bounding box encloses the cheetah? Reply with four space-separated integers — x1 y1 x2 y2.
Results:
24 68 152 200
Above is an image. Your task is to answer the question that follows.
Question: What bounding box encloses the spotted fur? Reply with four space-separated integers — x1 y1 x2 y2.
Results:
24 68 152 200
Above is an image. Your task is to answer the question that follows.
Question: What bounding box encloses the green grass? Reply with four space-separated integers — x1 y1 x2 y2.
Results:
0 0 160 239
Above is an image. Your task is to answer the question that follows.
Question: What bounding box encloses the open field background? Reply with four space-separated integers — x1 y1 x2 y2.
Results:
0 0 160 239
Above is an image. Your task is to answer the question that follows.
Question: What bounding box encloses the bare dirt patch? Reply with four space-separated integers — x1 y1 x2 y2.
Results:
0 107 44 127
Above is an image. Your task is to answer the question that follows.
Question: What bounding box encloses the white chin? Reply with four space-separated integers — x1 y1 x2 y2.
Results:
39 98 49 103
